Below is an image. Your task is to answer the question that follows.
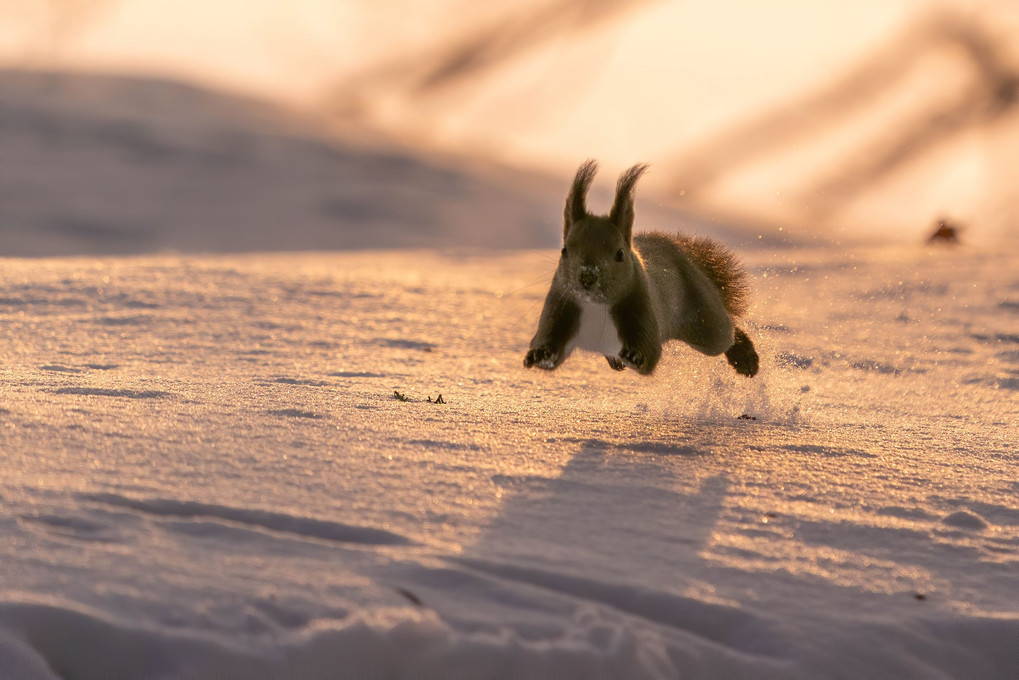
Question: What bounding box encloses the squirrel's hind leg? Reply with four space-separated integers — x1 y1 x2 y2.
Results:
725 327 759 377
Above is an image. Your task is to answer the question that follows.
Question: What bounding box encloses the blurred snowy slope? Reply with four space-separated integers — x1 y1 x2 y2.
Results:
0 69 757 257
0 69 602 256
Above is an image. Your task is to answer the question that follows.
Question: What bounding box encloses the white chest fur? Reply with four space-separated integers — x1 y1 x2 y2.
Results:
569 300 622 356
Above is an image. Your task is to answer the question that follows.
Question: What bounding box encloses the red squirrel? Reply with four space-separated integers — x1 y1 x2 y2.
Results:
524 160 759 377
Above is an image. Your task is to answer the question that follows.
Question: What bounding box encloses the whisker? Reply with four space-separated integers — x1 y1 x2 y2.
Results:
499 273 555 298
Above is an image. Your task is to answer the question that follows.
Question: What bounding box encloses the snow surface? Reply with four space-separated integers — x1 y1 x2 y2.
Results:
1 243 1017 679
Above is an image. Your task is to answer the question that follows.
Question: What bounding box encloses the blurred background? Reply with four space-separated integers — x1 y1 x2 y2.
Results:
2 0 1018 255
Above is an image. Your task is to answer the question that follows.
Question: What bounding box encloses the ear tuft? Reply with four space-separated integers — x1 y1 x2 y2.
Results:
609 163 649 244
563 159 598 239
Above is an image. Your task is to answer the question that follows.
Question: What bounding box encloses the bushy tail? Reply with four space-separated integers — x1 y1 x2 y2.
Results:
676 235 750 318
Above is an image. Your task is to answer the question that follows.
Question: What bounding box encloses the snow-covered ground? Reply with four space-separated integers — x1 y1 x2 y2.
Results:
1 60 1017 679
1 241 1017 678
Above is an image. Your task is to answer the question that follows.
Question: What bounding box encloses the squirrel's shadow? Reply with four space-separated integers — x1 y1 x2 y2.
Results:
400 440 747 640
457 442 728 586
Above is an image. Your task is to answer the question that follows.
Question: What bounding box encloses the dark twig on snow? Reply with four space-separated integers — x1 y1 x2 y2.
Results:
395 391 446 404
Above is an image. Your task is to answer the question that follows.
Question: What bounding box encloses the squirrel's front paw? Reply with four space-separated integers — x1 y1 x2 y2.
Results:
605 355 626 371
619 348 647 372
524 348 559 370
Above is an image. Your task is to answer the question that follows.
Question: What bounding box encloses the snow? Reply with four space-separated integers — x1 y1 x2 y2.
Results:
1 242 1017 679
1 67 1018 679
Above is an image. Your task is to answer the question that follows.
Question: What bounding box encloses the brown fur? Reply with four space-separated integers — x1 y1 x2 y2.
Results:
671 234 750 318
526 160 759 377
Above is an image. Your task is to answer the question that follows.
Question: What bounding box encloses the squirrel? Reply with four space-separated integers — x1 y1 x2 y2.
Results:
524 160 759 377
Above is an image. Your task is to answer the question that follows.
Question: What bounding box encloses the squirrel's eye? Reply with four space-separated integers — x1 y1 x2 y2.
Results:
615 249 624 262
561 246 568 257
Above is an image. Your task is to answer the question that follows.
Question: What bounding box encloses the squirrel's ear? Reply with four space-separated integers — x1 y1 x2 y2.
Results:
610 163 649 244
564 159 598 239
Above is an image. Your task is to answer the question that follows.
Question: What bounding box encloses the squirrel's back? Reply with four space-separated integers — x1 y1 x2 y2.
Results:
635 232 750 318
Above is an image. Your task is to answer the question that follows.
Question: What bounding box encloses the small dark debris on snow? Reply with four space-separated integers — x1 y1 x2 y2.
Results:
737 414 757 421
395 391 446 403
396 587 423 607
927 218 960 244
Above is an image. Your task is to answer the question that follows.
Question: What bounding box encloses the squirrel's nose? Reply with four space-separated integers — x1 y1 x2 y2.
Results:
579 267 598 290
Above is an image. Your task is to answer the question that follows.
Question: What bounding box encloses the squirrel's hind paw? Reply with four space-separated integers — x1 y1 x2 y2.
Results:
725 328 759 377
